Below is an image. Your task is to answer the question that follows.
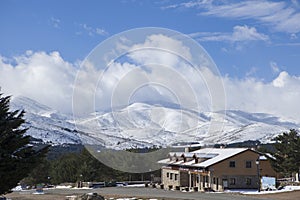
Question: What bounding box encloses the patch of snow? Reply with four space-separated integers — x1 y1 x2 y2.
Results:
124 184 145 188
225 185 300 195
32 192 44 195
66 195 77 198
55 185 72 189
72 187 92 190
115 198 138 200
284 185 300 191
12 185 22 191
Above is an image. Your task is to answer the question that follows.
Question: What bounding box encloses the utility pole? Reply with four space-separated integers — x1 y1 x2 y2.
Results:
256 158 261 192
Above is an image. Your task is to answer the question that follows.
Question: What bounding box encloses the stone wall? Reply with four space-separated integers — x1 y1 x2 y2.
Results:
161 168 180 189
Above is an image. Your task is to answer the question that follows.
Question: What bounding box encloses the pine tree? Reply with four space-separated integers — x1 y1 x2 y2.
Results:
50 152 79 184
21 158 51 186
271 129 300 177
0 93 48 195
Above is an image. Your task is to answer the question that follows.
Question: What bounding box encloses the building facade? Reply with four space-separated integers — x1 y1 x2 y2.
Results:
158 148 277 192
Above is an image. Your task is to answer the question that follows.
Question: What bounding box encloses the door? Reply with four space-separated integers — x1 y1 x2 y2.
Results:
222 179 228 189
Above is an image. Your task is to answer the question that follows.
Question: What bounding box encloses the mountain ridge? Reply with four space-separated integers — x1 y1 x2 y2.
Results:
10 96 299 149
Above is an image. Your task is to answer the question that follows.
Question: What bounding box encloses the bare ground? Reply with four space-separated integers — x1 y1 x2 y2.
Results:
5 188 300 200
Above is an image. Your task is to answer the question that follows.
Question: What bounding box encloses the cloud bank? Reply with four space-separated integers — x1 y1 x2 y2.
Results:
1 35 300 122
0 51 76 113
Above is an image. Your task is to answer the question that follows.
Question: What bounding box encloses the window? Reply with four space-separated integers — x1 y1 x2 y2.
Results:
246 161 252 168
230 178 236 185
166 172 169 178
229 161 236 168
175 174 178 181
246 178 252 185
170 173 173 180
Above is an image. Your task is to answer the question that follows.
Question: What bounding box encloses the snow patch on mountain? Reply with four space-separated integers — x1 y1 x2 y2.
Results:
9 96 300 148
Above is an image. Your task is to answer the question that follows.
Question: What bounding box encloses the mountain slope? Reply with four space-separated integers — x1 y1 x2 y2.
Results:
11 96 90 144
10 96 300 148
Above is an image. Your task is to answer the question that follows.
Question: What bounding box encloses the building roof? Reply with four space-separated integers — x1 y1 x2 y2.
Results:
158 148 258 168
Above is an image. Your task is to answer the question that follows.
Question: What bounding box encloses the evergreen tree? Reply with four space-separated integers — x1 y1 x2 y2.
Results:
50 152 80 184
271 129 300 177
21 158 51 186
0 94 48 195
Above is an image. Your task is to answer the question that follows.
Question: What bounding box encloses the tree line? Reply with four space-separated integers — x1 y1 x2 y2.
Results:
22 147 160 186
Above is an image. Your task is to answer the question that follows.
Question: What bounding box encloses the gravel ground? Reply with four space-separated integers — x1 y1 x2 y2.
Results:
5 187 299 200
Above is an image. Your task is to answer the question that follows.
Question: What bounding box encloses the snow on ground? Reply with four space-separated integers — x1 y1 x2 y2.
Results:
55 185 72 189
72 187 92 190
108 198 157 200
32 191 45 195
283 185 300 191
11 186 22 191
224 185 300 195
53 185 92 190
66 195 77 199
123 184 145 188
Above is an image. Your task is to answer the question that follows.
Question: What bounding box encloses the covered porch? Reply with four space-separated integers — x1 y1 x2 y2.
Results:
187 169 211 191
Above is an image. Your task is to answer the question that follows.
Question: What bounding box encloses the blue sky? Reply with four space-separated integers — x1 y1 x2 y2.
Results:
1 0 300 121
1 0 299 80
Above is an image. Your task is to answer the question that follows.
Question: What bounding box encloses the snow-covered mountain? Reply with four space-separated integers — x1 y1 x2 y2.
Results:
10 96 299 149
10 96 96 145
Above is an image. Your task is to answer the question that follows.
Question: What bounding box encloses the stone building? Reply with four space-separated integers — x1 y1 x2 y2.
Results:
158 148 277 192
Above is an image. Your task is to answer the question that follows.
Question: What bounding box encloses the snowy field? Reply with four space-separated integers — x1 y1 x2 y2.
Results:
240 185 300 195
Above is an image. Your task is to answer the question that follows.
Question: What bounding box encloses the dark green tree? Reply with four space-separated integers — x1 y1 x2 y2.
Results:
0 94 48 195
21 158 51 186
50 152 80 184
271 129 300 177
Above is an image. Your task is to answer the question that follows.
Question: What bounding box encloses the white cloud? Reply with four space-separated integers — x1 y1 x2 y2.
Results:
224 71 300 122
290 33 298 39
190 25 269 43
78 23 108 36
128 34 192 65
202 1 285 19
165 0 300 33
0 51 76 113
50 17 60 28
73 32 300 123
1 34 300 122
232 25 269 41
246 67 258 77
270 61 280 73
73 33 224 116
272 71 288 88
161 0 213 9
96 28 107 35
